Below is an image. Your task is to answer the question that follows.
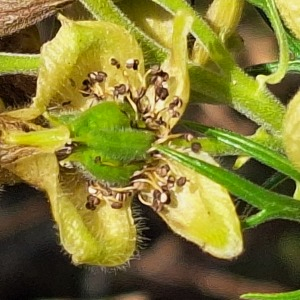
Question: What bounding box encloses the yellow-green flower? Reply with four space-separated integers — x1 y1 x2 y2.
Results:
0 11 242 266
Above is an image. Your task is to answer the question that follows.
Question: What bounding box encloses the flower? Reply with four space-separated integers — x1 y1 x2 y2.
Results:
0 11 242 266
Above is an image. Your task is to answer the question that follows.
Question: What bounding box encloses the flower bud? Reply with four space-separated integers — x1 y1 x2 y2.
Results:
283 90 300 170
275 0 300 40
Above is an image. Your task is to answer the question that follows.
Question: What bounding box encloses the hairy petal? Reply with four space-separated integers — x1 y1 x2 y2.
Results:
7 16 144 120
159 151 242 259
283 91 300 170
275 0 300 40
3 153 137 267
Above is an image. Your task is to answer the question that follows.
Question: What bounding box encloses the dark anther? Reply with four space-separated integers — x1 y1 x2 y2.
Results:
62 101 72 106
191 142 202 153
87 194 100 206
170 96 182 109
152 198 163 212
55 145 73 161
114 84 127 96
167 175 175 189
161 185 169 192
157 164 170 177
155 86 169 100
82 79 90 86
153 189 161 200
159 71 169 81
155 117 166 126
110 58 121 68
88 71 107 83
85 202 95 210
126 58 139 70
21 124 31 133
176 176 187 187
85 194 100 210
133 59 139 70
149 150 160 157
184 133 194 142
167 175 175 184
111 202 123 209
160 191 171 204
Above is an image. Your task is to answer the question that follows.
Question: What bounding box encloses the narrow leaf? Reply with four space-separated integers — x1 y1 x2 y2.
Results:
183 121 300 182
241 289 300 300
157 146 300 223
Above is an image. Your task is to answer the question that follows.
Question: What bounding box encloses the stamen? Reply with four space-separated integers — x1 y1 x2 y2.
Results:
114 84 127 97
111 202 123 209
160 191 171 204
191 142 202 153
126 58 139 70
88 185 98 195
88 71 107 83
176 176 187 187
110 57 121 68
155 86 169 101
85 194 101 210
184 133 194 142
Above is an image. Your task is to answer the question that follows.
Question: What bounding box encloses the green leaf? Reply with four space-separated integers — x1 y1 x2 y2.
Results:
183 121 300 182
245 59 300 76
241 289 300 300
0 53 40 75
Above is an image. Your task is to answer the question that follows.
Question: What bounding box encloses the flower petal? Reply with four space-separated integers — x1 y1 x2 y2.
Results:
8 15 145 120
283 90 300 170
159 11 192 132
160 152 243 259
275 0 300 40
3 152 137 267
138 148 243 259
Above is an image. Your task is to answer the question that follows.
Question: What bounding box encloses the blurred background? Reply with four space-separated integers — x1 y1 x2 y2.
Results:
1 1 300 299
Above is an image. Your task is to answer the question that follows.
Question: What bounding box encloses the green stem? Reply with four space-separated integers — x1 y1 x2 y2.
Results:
152 0 235 70
0 53 40 75
242 210 272 228
189 65 286 134
153 0 285 133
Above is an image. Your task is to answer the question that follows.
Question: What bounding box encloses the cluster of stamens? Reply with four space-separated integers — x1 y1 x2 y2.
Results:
75 57 198 212
79 57 183 136
131 159 187 212
85 180 133 211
